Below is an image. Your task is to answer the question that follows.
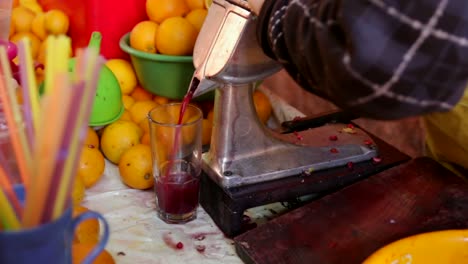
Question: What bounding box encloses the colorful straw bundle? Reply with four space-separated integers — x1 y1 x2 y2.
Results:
0 35 102 230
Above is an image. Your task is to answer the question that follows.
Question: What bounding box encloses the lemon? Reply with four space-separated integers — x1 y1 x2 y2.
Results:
105 59 138 95
73 205 100 244
77 146 105 188
100 120 142 164
185 8 208 32
118 144 154 190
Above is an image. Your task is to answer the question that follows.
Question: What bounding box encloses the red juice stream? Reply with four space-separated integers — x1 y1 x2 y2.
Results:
156 78 200 215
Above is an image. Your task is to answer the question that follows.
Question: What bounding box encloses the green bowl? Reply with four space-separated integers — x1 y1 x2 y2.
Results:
119 33 213 101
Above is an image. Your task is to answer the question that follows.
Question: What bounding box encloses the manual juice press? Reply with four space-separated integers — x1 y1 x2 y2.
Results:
190 0 381 237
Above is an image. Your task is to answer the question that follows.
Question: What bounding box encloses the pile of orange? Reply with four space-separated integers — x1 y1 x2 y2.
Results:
129 0 209 56
9 0 70 84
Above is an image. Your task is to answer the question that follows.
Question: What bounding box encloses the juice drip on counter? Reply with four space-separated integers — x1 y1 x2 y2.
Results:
156 78 200 215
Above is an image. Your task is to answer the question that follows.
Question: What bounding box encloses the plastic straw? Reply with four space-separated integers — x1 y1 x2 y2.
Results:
43 36 56 96
0 167 21 230
22 74 72 227
0 148 22 217
41 81 85 221
52 48 102 218
17 39 34 148
0 47 30 185
18 38 40 144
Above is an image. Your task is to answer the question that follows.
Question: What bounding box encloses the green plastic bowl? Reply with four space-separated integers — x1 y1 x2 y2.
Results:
119 33 213 101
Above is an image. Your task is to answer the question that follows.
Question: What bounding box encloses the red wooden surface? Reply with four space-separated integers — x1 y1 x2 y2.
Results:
234 157 468 264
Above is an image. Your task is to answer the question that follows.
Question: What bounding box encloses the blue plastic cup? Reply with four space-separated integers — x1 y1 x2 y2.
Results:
0 185 110 264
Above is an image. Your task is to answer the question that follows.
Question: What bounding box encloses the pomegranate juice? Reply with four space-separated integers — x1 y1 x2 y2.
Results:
155 172 200 215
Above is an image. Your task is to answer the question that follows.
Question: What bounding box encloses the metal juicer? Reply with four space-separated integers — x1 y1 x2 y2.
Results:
191 0 377 188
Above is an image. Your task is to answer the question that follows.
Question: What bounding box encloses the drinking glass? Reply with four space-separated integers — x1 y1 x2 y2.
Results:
148 103 203 224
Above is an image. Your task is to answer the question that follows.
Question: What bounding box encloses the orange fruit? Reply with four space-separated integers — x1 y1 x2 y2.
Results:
10 32 41 59
153 95 169 105
118 144 154 189
83 127 100 148
72 175 85 206
100 120 142 164
185 8 207 32
72 243 115 264
77 145 105 188
130 86 153 101
186 0 205 10
139 119 150 134
72 205 100 244
105 59 137 95
44 9 70 35
11 6 35 33
253 90 272 124
201 118 212 145
146 0 190 23
118 109 133 122
141 132 151 146
122 95 135 110
128 100 158 124
207 109 214 123
130 20 159 53
156 16 198 56
31 12 47 40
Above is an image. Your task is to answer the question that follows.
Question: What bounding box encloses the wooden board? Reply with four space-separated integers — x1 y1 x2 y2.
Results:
234 157 468 264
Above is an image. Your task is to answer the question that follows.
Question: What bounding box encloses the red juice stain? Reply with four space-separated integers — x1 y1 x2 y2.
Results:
195 245 206 253
329 135 338 141
330 148 339 153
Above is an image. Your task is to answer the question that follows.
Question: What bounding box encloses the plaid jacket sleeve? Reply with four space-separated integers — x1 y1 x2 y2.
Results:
256 0 468 119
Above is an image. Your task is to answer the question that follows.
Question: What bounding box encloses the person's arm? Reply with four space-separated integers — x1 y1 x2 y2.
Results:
250 0 468 120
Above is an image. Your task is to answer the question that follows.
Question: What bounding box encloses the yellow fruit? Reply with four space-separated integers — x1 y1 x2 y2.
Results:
77 146 105 188
83 127 99 148
72 243 115 264
30 12 47 40
253 90 272 124
36 39 47 64
73 205 100 244
118 144 154 189
105 59 137 95
156 16 198 56
141 132 151 146
71 175 85 206
44 9 70 35
118 109 133 122
9 20 15 38
185 8 207 32
153 95 169 105
146 0 190 23
139 119 150 134
11 6 35 33
21 1 43 14
202 118 212 145
129 100 158 124
204 0 212 8
207 109 214 123
10 32 41 59
130 86 153 101
100 120 142 164
130 20 159 53
186 0 205 10
122 95 135 109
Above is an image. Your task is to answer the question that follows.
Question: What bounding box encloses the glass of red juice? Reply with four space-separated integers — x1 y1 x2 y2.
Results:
148 103 203 224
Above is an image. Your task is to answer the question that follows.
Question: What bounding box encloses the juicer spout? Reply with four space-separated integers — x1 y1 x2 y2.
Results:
190 75 217 98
